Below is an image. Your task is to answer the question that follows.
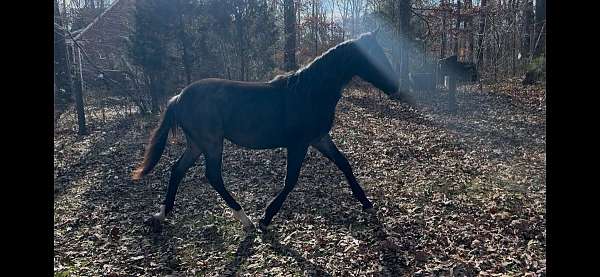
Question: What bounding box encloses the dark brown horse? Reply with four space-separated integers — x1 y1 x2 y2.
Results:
132 30 411 231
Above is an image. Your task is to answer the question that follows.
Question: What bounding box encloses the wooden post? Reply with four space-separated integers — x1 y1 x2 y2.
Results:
101 89 106 123
448 74 457 113
479 78 483 93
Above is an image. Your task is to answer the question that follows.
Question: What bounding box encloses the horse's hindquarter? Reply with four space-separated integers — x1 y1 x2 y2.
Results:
175 79 285 149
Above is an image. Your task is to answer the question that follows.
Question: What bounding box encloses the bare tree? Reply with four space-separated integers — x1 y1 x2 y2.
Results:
312 0 319 56
476 0 487 67
440 0 447 59
55 0 87 134
454 0 461 56
533 0 545 57
175 0 193 85
521 0 533 62
54 0 73 126
398 0 411 92
465 0 474 63
510 0 517 76
284 0 298 70
339 0 350 40
234 5 248 81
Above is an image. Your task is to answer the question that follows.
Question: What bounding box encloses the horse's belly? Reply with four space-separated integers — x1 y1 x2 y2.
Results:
223 120 329 149
225 131 286 149
223 114 287 149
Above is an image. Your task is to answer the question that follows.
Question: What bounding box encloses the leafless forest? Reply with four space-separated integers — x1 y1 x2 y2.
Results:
54 0 546 276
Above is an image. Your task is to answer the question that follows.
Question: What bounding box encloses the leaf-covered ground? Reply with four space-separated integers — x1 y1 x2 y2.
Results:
54 81 546 276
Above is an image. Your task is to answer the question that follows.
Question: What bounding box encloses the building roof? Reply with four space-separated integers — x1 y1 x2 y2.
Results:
72 0 125 42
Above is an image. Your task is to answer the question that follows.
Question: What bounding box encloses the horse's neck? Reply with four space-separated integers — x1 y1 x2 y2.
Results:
296 55 355 106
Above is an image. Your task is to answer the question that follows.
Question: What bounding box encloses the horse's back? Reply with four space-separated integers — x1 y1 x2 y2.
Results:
176 78 289 149
181 78 282 97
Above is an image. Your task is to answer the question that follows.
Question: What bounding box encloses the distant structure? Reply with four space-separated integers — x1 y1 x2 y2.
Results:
66 0 137 98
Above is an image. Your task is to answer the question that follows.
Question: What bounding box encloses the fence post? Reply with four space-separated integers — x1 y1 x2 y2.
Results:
448 75 457 113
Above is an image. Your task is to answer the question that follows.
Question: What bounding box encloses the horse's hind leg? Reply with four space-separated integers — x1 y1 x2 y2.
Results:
311 134 373 210
203 140 254 229
153 142 201 221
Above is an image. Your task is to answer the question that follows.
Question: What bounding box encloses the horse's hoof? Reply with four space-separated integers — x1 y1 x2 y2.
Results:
153 205 166 221
152 213 165 221
144 216 163 233
258 221 270 233
258 222 275 241
243 223 256 233
364 207 376 215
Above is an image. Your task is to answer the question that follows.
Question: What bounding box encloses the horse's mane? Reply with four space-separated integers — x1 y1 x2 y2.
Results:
294 39 355 76
268 35 369 93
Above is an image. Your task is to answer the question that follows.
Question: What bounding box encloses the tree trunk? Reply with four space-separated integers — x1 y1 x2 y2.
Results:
177 6 192 85
57 0 87 135
533 0 545 57
351 0 356 37
465 0 474 63
74 48 88 134
476 0 487 68
235 7 247 81
454 0 461 57
522 0 533 62
284 0 297 71
54 0 74 126
439 0 448 87
240 42 246 81
441 0 447 59
330 0 335 43
149 74 160 114
398 0 411 92
341 0 348 41
511 0 517 76
313 0 318 57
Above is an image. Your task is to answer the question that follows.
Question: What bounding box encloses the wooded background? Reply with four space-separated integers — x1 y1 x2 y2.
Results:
54 0 546 135
54 2 547 275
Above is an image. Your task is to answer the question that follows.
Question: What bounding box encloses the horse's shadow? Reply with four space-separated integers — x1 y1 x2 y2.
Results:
144 191 411 276
363 211 410 276
287 165 412 275
204 227 333 276
221 231 258 276
257 230 333 276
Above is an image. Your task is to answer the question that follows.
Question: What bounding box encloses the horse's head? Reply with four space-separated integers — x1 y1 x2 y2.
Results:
353 29 407 101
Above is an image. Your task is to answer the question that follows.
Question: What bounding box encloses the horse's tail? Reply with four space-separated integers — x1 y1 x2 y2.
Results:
132 97 179 181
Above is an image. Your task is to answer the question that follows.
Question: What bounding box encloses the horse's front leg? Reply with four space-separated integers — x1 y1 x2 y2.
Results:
311 134 373 211
259 144 308 230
